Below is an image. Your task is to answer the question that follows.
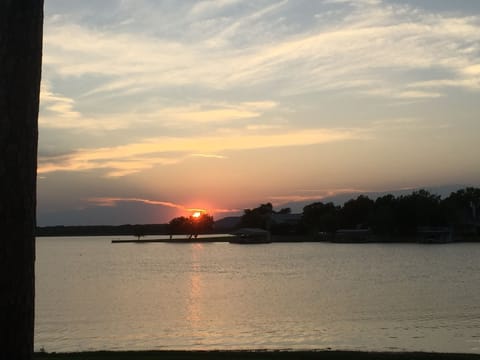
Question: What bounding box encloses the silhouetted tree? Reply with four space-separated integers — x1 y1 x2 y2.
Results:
133 225 146 240
191 213 214 236
302 201 339 234
371 195 397 236
169 216 192 235
443 187 480 235
396 190 444 235
168 213 214 237
339 195 374 229
0 2 43 359
240 203 274 229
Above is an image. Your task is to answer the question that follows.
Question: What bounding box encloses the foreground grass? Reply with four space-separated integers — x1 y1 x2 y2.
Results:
34 350 480 360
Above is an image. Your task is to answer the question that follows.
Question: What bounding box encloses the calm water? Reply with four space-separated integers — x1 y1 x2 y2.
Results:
35 236 480 353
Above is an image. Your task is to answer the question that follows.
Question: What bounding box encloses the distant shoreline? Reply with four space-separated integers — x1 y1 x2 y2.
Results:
111 235 233 243
36 233 480 244
36 230 480 243
35 225 480 243
34 350 480 360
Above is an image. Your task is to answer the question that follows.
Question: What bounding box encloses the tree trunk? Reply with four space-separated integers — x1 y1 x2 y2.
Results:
0 1 43 359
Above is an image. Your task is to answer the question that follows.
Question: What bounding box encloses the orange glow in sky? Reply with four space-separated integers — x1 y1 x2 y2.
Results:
36 1 480 226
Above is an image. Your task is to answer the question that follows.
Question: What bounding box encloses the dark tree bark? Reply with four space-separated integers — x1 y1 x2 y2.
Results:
0 1 43 359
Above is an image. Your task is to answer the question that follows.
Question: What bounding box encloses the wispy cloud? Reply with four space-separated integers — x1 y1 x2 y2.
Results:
87 196 240 215
191 153 227 159
189 0 243 17
40 82 136 131
408 78 480 91
324 0 381 5
89 197 185 209
39 82 83 127
151 101 278 125
43 1 480 102
372 117 420 127
39 97 279 131
38 127 365 176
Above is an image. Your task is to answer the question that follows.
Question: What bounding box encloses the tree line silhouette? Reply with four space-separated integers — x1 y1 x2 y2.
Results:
239 187 480 239
37 187 480 241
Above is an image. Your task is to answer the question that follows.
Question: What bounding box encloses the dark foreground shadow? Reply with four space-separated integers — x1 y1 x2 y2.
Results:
34 350 480 360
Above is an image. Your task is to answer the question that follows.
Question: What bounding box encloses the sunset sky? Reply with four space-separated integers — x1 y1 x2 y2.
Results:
38 0 480 225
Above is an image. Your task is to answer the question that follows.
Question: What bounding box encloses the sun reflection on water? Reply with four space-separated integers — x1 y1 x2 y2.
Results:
187 244 203 329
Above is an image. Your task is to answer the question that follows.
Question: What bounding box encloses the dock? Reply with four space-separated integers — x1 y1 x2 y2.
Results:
111 236 234 244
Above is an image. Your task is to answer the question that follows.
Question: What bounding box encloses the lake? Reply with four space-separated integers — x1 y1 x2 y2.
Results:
35 236 480 353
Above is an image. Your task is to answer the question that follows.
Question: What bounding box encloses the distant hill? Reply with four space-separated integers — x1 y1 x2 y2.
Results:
214 216 241 231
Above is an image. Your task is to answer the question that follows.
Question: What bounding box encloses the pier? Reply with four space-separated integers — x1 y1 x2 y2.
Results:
111 236 234 244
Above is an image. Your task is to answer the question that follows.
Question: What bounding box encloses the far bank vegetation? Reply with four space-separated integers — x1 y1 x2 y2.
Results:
37 188 480 242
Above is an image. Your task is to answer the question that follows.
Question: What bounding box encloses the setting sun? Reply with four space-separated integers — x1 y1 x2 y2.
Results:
192 211 202 218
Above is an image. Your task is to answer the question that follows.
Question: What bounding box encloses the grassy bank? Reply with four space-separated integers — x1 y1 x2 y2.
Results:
35 350 480 360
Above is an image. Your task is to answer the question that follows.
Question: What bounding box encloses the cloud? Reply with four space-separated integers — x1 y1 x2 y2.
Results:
323 0 381 6
246 124 285 131
39 82 82 126
87 196 240 216
40 82 137 131
38 126 365 176
43 1 480 103
39 98 279 132
464 64 480 75
396 91 444 99
39 5 480 162
202 0 288 47
88 197 185 209
372 117 420 126
191 153 227 159
189 0 243 17
159 101 278 125
153 102 276 124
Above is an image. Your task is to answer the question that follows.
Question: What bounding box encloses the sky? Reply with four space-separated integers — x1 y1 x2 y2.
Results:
38 0 480 226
